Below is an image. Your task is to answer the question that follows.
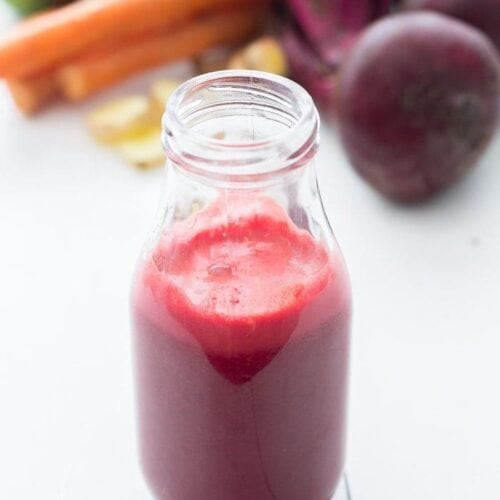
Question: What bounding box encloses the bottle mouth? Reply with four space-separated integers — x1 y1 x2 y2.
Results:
162 70 319 182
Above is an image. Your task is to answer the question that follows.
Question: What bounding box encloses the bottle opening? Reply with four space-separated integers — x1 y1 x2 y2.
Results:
163 70 319 181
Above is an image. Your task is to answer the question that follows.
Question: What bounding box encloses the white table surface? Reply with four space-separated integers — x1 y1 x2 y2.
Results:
1 5 500 500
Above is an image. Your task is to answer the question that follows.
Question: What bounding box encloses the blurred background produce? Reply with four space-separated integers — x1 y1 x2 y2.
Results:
281 0 400 115
227 36 287 75
336 12 499 201
0 0 498 196
5 0 70 15
405 0 500 49
0 0 267 112
86 80 182 168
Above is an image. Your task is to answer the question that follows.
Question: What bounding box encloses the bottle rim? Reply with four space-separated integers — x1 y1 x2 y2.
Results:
162 70 319 182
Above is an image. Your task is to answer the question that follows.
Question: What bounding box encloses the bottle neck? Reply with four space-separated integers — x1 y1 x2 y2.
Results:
162 70 319 187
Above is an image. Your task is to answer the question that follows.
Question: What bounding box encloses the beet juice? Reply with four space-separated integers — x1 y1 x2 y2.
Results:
131 71 352 500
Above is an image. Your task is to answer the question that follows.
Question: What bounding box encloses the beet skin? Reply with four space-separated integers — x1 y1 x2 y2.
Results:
337 12 499 201
406 0 500 50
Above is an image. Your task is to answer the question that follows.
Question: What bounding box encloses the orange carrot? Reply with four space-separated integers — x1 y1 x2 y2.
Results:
58 7 264 101
0 0 264 79
7 72 58 114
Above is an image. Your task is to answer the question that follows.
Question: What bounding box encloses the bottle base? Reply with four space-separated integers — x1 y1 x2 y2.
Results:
330 475 352 500
143 474 352 500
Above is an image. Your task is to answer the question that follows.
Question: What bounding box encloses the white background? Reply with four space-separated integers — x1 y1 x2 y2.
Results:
1 5 500 500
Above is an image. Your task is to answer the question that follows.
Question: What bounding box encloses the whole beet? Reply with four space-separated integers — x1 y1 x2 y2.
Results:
337 12 500 201
405 0 500 50
281 28 339 117
285 0 398 66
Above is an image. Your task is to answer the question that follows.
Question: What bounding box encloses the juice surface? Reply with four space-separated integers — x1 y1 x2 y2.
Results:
132 194 351 500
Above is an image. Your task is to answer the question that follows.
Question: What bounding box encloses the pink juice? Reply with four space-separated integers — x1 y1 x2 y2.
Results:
132 195 351 500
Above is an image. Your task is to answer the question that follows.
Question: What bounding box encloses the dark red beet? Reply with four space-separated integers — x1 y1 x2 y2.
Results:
337 12 500 201
405 0 500 50
281 1 402 116
285 0 399 66
281 28 339 117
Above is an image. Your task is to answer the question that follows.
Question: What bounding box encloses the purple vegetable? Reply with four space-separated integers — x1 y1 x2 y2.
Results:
405 0 500 50
337 12 500 201
281 0 402 115
281 28 339 116
285 0 399 66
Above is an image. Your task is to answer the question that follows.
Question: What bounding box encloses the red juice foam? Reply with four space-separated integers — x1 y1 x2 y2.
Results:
132 194 351 500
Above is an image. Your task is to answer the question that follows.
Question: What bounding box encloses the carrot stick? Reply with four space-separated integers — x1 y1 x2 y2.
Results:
58 7 264 101
0 0 263 79
7 72 58 114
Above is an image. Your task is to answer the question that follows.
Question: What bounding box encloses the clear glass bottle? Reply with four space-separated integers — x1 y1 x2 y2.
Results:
131 70 352 500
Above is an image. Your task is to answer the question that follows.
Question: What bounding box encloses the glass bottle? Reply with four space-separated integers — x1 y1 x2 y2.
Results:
131 70 352 500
